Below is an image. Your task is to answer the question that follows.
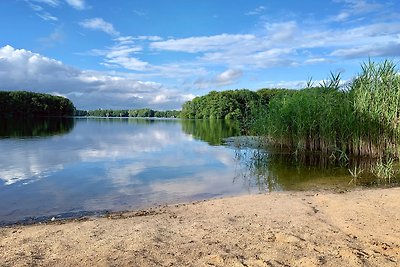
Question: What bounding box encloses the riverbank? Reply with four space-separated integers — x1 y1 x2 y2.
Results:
1 188 399 266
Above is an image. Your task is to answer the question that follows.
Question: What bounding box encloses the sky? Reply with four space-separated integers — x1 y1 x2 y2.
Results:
0 0 399 110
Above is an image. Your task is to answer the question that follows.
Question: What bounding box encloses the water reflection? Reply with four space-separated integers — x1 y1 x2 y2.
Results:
0 118 246 224
232 143 399 192
0 117 75 138
181 119 240 145
0 118 396 225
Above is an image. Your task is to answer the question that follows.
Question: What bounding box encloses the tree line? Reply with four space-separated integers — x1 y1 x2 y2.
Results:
0 91 75 117
180 88 291 120
180 88 292 133
75 108 181 118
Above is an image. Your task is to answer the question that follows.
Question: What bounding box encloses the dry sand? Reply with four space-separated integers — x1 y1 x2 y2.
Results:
0 188 399 266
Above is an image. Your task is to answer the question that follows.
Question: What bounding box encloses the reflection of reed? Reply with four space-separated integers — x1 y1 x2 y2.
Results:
0 117 75 138
233 144 399 192
233 148 282 192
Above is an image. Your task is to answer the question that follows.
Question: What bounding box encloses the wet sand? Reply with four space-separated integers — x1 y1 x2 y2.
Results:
0 187 399 266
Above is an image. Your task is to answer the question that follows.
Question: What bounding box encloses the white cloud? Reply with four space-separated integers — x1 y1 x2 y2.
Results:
65 0 87 10
150 34 256 53
135 35 163 41
264 21 297 42
201 48 295 69
304 58 331 64
27 3 43 11
36 11 58 21
87 37 149 71
25 0 59 21
245 6 266 16
30 0 61 7
330 42 400 58
148 23 298 69
38 27 64 47
330 0 385 22
105 56 149 71
133 10 146 16
262 80 308 89
337 0 383 14
216 69 242 84
80 18 120 36
0 45 188 110
331 11 350 22
194 69 243 89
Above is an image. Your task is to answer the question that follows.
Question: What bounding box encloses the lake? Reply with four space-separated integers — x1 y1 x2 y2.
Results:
0 117 387 225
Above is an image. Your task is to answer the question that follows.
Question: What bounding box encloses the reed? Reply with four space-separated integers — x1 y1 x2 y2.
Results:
253 60 400 159
371 158 395 183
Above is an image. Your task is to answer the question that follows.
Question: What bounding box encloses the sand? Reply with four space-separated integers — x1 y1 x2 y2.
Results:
0 187 399 266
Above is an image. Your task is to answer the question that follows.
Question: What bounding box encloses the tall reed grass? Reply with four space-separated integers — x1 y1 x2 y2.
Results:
252 60 400 158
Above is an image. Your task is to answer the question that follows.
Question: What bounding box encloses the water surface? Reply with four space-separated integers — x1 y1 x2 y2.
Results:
0 118 391 225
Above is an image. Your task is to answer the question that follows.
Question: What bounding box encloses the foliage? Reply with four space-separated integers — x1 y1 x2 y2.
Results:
76 108 181 118
371 157 396 183
180 88 290 133
0 91 75 117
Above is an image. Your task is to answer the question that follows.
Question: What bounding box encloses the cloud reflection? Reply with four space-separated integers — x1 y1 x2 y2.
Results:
0 118 247 223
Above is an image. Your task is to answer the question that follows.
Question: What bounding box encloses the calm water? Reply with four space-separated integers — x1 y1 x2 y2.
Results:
0 118 389 224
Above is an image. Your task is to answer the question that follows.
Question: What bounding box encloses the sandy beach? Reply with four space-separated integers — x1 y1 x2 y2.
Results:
0 187 399 266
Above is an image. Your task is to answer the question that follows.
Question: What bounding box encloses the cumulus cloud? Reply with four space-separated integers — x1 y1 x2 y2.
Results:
0 45 188 110
80 18 120 36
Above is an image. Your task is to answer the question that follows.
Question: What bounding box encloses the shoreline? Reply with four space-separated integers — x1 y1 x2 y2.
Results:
1 187 399 266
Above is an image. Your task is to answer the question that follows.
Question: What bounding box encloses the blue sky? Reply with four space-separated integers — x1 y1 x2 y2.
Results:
1 0 399 110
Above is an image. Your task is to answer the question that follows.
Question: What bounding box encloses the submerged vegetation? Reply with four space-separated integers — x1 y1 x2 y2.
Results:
0 91 75 117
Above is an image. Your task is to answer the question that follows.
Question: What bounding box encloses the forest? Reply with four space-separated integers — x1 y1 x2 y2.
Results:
0 91 75 117
75 108 180 118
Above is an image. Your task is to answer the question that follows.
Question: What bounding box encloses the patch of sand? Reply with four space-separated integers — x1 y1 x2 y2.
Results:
1 188 399 266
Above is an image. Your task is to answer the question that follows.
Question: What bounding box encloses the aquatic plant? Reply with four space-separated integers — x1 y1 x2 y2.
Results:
371 158 395 183
254 60 400 159
348 165 364 185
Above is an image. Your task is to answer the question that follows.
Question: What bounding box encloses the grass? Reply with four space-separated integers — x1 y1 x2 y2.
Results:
371 157 396 184
251 60 400 159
